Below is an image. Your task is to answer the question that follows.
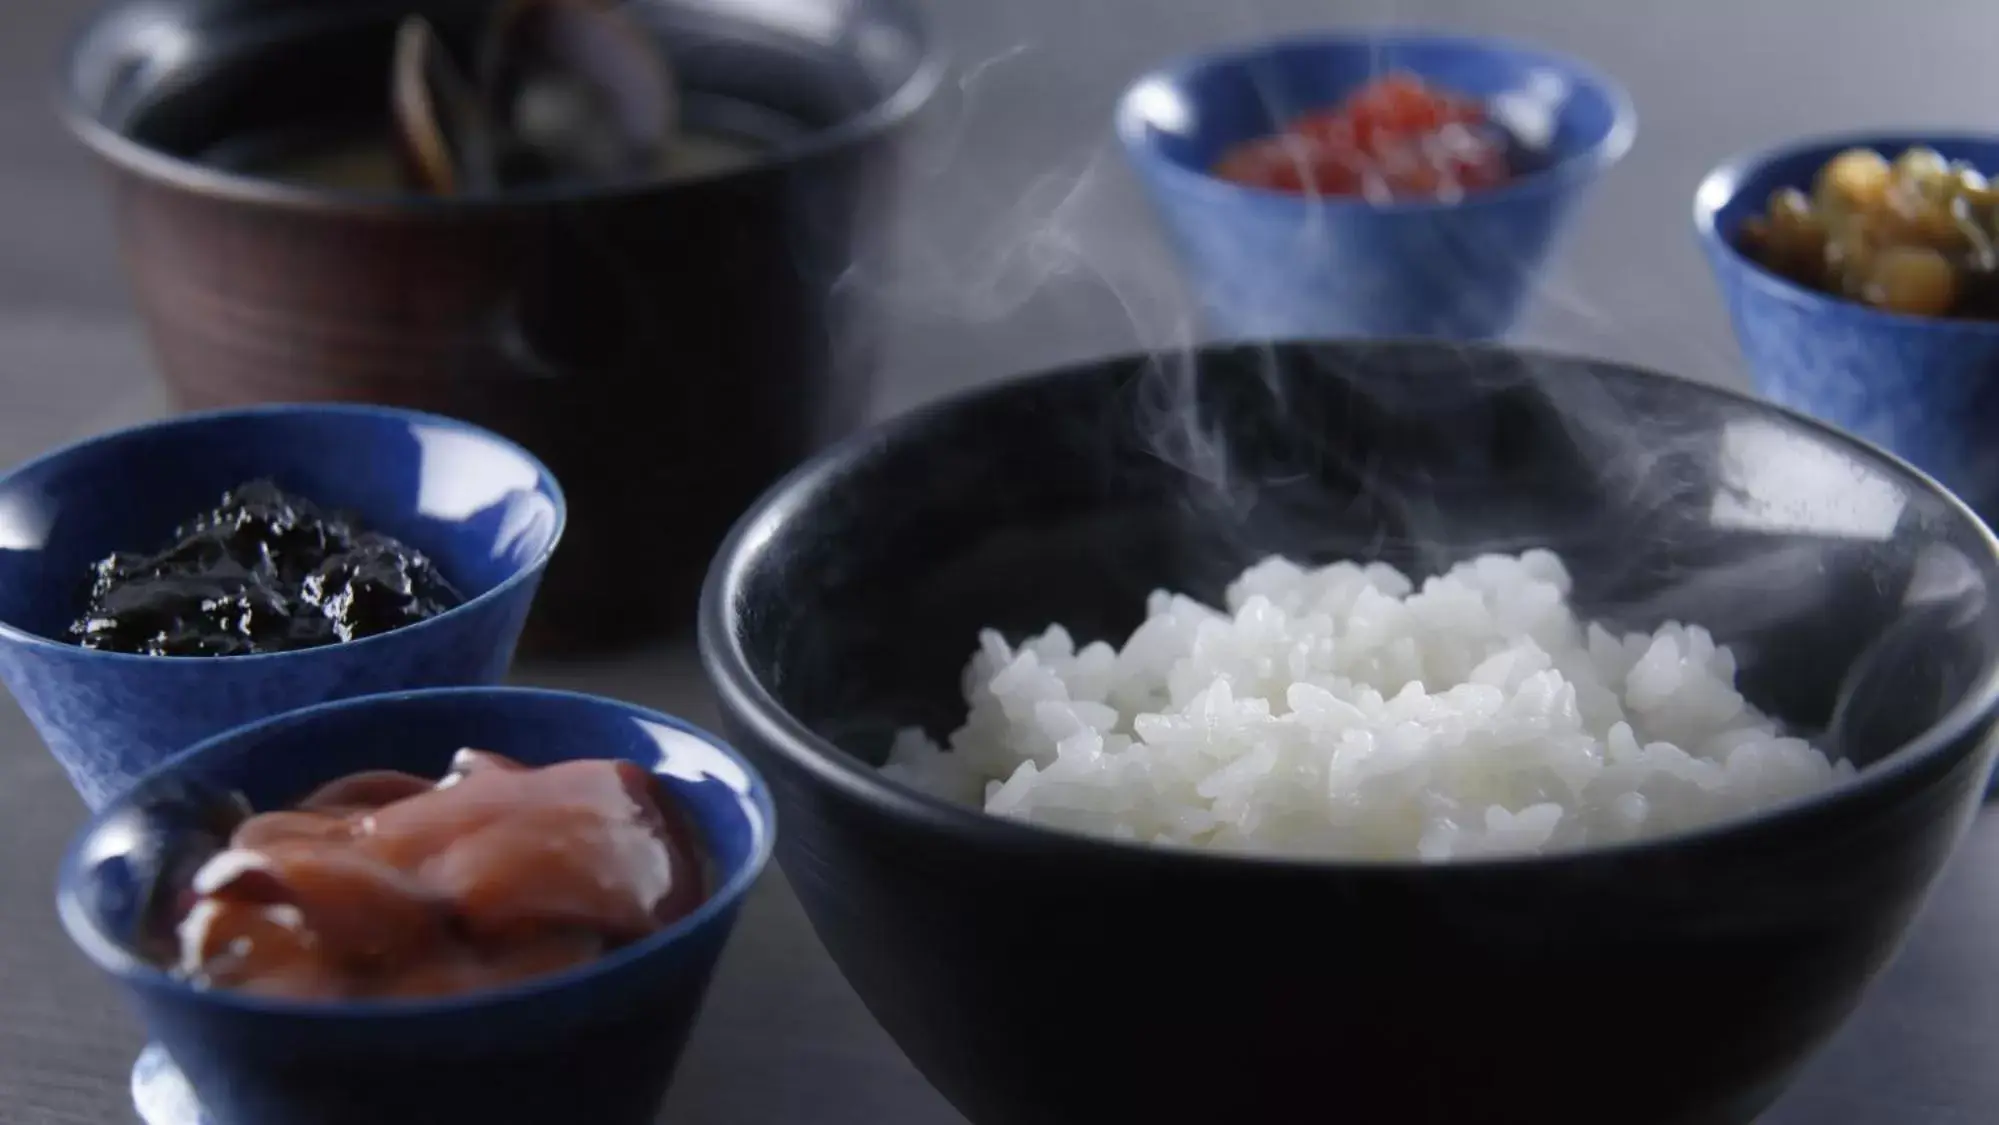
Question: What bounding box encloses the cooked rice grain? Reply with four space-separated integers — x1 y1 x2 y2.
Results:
882 550 1850 859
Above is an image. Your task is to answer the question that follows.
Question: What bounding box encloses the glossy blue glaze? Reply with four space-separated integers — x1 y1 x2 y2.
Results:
1697 133 1999 521
1116 31 1635 341
58 686 776 1125
0 404 564 809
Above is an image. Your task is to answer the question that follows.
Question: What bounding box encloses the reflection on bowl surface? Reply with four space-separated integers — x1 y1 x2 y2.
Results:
1697 132 1999 521
1117 32 1634 340
702 340 1999 1125
0 404 562 808
58 686 774 1125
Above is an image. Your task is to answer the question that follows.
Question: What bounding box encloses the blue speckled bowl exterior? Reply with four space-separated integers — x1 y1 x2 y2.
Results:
57 687 776 1125
0 405 565 809
1698 133 1999 520
1116 32 1635 341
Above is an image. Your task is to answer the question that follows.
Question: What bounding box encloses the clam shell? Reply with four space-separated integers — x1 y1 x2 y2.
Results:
478 0 680 186
390 16 500 194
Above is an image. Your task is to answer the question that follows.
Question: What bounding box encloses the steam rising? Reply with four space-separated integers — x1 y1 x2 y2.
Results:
833 34 1643 519
834 33 1913 546
832 47 1250 494
808 31 1993 757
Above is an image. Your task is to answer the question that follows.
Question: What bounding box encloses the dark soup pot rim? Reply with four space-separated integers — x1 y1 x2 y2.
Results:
699 339 1999 877
55 0 948 218
0 400 567 666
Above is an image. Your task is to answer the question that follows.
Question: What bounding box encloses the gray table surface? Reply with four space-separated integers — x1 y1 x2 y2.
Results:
5 0 1999 1121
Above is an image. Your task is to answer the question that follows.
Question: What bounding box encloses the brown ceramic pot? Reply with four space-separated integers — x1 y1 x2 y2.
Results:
60 0 942 655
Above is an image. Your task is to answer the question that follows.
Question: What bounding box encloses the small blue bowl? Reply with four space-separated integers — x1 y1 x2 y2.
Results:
0 404 564 810
57 686 776 1125
1116 30 1635 341
1696 132 1999 520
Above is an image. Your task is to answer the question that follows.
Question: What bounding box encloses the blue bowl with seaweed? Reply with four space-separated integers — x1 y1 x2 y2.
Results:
0 403 563 808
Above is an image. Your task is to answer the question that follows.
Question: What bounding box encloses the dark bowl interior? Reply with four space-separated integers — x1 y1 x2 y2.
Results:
706 341 1999 1125
732 342 1999 770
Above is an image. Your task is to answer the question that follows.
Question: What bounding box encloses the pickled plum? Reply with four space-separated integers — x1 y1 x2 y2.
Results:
168 751 708 1001
69 480 463 657
1736 143 1999 320
1212 72 1514 201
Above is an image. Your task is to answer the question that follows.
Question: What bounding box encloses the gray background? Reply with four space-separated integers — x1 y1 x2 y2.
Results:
4 0 1999 1121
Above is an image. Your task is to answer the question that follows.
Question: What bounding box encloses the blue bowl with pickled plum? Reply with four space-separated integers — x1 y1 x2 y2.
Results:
1696 132 1999 520
0 403 563 808
57 685 776 1125
1116 31 1636 340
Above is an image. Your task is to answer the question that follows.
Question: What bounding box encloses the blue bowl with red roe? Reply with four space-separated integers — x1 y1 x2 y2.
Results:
1116 31 1636 341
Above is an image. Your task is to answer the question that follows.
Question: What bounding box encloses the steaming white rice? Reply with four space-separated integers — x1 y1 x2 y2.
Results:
882 550 1851 860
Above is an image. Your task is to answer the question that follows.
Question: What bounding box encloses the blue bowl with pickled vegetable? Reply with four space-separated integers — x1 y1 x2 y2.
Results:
56 686 775 1125
1117 30 1636 341
1697 131 1999 520
0 403 564 809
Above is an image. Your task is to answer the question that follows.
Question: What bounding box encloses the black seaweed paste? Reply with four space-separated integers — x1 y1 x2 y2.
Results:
70 480 464 656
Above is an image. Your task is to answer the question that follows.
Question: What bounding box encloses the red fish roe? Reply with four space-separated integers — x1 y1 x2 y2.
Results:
1213 72 1512 202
